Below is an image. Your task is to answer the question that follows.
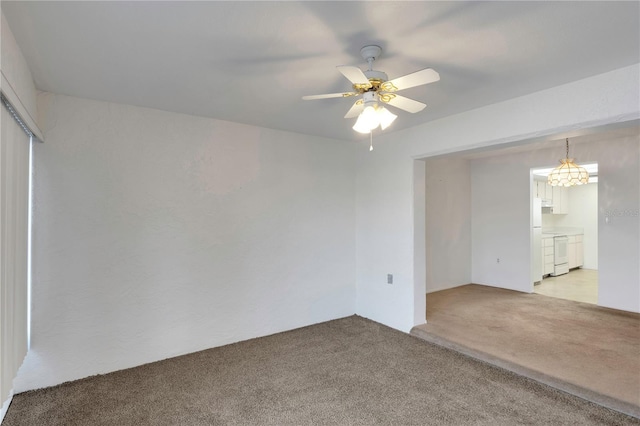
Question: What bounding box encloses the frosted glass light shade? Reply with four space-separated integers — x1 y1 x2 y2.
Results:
352 104 397 134
547 159 589 187
353 107 376 133
378 107 397 130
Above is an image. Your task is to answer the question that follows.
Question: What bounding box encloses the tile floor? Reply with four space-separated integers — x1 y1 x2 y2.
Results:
535 268 598 304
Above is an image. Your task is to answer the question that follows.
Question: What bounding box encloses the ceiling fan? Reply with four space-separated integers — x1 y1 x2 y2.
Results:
302 45 440 134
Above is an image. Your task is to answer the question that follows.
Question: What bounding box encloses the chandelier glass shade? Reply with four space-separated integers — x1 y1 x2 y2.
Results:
353 102 397 134
547 138 589 187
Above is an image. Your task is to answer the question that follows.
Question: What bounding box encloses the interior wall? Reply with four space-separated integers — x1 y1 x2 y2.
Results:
470 158 531 292
597 137 640 312
16 92 357 392
425 157 471 293
0 12 38 121
412 160 427 326
354 64 640 332
543 183 598 269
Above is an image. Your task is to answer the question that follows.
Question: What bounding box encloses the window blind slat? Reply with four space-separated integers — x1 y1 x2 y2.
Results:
0 100 31 404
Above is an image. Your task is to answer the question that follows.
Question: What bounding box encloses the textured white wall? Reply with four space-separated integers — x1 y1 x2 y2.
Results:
16 93 356 391
355 64 640 332
0 12 38 126
597 137 639 312
470 157 532 292
425 157 472 293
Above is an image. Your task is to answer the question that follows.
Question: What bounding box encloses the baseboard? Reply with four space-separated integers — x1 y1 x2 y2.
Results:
426 282 470 294
0 390 14 424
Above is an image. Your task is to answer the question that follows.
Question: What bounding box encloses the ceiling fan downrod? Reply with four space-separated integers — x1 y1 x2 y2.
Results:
360 45 382 72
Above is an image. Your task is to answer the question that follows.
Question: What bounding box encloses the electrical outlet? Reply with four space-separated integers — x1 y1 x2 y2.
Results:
497 258 500 263
387 274 393 284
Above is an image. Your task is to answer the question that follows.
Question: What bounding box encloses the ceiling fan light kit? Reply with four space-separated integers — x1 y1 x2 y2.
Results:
352 92 397 134
302 44 440 145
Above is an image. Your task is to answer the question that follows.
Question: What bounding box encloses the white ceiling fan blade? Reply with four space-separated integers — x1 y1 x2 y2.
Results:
302 92 356 100
344 101 364 119
384 94 426 113
382 68 440 92
337 65 371 87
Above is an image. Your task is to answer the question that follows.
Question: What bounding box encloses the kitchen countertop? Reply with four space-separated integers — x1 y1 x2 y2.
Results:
541 228 584 237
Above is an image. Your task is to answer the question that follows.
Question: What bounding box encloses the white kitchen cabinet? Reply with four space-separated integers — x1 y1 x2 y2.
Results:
543 237 555 275
568 236 577 269
552 186 569 214
536 181 568 215
535 181 552 204
535 181 545 199
567 234 584 269
576 235 584 267
540 184 568 215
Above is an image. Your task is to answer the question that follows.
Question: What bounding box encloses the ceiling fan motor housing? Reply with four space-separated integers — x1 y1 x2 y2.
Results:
364 69 388 83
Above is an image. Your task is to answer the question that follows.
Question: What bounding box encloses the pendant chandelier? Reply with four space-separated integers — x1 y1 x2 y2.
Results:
547 138 589 187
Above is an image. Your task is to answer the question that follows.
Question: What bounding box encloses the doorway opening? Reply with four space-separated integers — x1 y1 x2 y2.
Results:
530 163 598 305
419 122 639 326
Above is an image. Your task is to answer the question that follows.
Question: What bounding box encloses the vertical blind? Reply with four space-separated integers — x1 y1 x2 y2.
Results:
0 97 31 404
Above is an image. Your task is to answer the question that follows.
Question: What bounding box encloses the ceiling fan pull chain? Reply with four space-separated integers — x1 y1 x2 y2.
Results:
369 131 374 151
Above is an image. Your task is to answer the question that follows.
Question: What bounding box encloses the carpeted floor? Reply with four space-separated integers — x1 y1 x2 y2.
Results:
4 316 639 425
412 284 640 418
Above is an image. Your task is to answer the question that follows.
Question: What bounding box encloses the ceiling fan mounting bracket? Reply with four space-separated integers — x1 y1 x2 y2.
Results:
360 45 382 62
360 45 382 71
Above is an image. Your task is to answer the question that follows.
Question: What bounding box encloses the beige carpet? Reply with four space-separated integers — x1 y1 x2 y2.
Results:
5 316 639 425
412 284 640 418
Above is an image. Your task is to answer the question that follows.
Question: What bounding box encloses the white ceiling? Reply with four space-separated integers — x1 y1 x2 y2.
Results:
3 1 639 142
